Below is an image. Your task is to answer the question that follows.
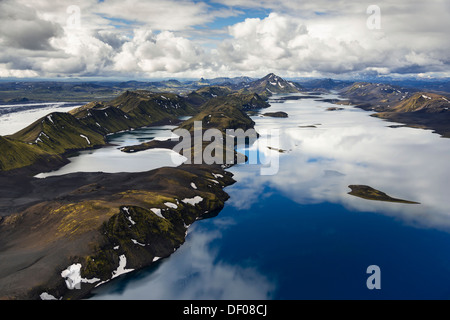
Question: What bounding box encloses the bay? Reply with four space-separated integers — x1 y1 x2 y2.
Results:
47 92 450 299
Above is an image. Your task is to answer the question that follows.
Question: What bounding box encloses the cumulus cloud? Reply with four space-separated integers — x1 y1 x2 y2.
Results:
217 13 375 76
0 0 62 52
213 1 450 77
97 0 212 31
0 0 448 78
113 29 208 77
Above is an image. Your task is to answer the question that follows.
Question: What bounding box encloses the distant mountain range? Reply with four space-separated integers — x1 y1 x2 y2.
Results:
339 81 450 113
0 74 295 172
2 72 450 172
3 74 450 104
0 75 300 104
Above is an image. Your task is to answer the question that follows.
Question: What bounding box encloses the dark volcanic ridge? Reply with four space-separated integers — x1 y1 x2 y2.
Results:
0 164 235 300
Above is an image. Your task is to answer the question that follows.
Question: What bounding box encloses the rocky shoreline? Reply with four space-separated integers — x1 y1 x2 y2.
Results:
0 164 235 300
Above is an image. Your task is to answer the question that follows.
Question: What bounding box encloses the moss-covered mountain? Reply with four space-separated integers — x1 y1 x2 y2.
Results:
0 164 235 300
185 86 270 110
0 136 65 171
186 86 234 106
388 92 450 113
339 82 414 111
10 112 106 155
178 92 268 134
179 102 255 134
1 74 281 173
120 92 264 164
109 91 195 118
1 91 199 172
200 92 269 111
338 82 450 138
70 91 196 132
70 102 145 134
372 92 450 138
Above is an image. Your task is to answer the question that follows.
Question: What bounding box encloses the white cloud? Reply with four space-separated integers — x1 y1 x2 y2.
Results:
0 0 62 51
113 29 208 77
0 0 448 78
97 0 211 31
0 64 39 78
214 2 450 77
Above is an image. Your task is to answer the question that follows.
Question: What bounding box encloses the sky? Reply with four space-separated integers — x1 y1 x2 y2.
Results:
0 0 449 80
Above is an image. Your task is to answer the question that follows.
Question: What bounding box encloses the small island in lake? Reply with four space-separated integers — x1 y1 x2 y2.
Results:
263 111 289 118
348 185 420 204
299 125 319 128
326 107 344 111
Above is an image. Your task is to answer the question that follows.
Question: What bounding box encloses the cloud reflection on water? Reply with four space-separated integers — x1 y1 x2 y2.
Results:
228 94 450 231
91 93 450 300
91 218 276 300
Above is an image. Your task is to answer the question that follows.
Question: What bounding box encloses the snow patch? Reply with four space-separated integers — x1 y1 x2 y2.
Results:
80 134 91 145
61 263 100 289
111 255 134 279
123 207 136 225
126 216 136 225
61 264 82 290
131 239 146 246
190 182 197 189
150 208 165 219
182 196 203 206
35 131 49 144
40 292 58 300
164 202 178 209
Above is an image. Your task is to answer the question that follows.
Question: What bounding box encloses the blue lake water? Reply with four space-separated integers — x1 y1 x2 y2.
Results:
38 92 447 300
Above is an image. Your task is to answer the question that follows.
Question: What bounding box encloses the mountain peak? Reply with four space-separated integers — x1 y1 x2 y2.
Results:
264 73 279 80
233 73 302 98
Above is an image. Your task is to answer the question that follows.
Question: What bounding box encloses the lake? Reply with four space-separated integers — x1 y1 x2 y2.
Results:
4 95 450 299
35 125 186 178
88 93 450 299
